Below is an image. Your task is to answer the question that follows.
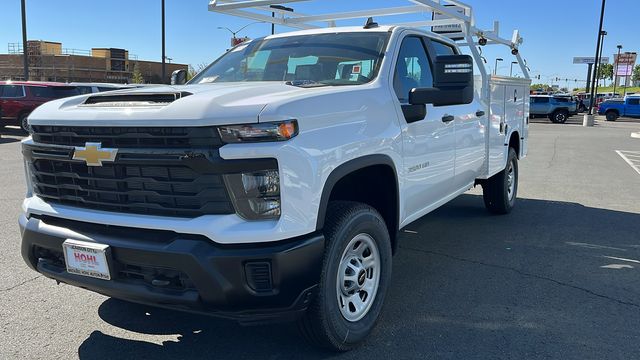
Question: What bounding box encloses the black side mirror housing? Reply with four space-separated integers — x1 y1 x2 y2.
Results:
409 55 474 107
171 69 187 85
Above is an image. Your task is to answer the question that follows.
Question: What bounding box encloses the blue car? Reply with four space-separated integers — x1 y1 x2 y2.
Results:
598 95 640 121
530 95 578 123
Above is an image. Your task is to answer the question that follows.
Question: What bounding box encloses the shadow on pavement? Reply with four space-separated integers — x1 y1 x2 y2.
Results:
79 194 640 359
0 137 20 144
0 126 26 137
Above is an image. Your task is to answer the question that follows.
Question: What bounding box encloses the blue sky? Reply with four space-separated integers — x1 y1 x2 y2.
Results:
1 0 638 87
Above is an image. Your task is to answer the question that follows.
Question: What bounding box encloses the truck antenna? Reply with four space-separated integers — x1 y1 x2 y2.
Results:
364 17 379 29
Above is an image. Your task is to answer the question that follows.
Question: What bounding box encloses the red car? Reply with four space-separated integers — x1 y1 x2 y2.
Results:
0 81 80 132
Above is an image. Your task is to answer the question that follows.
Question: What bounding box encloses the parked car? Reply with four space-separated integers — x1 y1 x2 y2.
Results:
0 81 80 131
18 4 530 351
69 82 136 94
598 95 640 121
530 95 577 123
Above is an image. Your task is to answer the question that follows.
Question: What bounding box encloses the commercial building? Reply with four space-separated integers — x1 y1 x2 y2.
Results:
0 40 187 84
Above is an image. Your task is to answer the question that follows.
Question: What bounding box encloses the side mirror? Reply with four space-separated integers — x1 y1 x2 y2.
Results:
409 55 474 107
171 69 187 85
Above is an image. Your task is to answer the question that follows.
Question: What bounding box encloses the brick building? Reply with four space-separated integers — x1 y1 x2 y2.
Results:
0 40 187 84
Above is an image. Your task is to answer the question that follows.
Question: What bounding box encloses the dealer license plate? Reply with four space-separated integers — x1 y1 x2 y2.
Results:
62 239 111 280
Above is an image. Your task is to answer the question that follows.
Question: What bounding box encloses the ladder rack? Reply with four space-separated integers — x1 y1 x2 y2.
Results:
208 0 530 85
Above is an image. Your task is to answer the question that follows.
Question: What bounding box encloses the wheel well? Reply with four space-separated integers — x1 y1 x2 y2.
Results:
322 163 399 254
605 109 619 115
509 131 520 158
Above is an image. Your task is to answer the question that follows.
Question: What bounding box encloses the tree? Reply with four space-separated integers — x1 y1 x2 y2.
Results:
132 63 144 84
633 64 640 83
597 63 613 86
530 83 552 92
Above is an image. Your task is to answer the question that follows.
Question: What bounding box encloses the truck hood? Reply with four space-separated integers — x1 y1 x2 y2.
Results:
28 82 317 127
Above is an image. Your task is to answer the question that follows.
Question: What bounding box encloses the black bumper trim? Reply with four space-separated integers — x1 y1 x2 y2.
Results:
20 214 324 324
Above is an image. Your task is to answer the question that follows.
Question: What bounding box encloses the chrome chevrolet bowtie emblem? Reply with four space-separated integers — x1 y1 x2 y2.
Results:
72 142 118 167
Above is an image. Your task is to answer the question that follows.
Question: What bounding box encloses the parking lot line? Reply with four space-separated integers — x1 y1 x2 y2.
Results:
616 150 640 176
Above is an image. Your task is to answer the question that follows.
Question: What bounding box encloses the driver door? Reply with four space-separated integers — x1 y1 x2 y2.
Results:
395 35 456 219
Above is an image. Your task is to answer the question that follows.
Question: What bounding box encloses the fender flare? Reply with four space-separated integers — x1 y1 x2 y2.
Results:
315 154 399 231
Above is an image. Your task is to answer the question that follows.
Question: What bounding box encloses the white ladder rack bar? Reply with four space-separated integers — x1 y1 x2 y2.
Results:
208 0 529 80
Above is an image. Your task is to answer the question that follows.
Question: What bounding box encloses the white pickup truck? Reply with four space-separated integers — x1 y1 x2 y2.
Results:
19 1 529 351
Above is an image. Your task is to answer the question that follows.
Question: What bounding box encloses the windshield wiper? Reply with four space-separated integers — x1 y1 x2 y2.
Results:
285 80 331 88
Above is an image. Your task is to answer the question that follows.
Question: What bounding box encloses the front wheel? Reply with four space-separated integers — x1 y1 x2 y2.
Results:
605 111 618 122
298 201 392 351
18 113 30 133
482 147 518 214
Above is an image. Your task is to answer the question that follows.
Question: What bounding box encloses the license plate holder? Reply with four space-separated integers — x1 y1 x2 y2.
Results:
62 239 111 280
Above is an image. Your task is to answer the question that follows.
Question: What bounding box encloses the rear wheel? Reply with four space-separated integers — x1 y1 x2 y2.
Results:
605 111 618 122
551 110 568 124
482 147 518 214
298 201 392 351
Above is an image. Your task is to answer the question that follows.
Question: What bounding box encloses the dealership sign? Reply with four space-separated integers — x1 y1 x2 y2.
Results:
614 53 637 76
573 57 610 64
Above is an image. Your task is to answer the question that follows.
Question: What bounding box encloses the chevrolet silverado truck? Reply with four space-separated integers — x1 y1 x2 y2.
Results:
19 1 530 351
598 95 640 121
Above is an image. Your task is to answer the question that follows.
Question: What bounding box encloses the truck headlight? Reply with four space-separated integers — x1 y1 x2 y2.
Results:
224 169 281 220
218 120 298 143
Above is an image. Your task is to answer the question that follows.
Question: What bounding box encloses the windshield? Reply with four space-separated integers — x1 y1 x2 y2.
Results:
190 32 390 87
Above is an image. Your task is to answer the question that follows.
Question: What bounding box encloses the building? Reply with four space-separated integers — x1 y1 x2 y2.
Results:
0 40 187 84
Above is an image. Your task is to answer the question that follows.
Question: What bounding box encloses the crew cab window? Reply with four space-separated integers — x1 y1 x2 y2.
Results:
190 32 389 86
28 86 52 98
553 97 569 103
394 36 434 103
0 85 25 98
628 98 640 105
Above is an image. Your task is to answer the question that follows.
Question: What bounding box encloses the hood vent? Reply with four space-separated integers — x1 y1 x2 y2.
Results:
83 92 192 106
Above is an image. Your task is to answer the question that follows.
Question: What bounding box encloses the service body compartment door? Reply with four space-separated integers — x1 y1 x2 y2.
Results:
487 80 507 177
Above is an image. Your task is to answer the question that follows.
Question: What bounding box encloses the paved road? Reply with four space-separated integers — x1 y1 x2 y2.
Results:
2 118 640 359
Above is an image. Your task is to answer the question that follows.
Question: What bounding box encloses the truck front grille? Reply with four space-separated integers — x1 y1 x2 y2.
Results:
31 125 223 148
27 125 235 218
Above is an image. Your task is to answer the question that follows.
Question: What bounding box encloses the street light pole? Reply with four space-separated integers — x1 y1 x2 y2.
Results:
588 0 606 115
510 61 518 77
269 5 294 35
595 30 606 94
21 0 29 81
613 45 622 96
161 0 166 84
494 58 503 75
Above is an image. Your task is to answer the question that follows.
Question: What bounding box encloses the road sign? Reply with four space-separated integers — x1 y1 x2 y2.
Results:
573 57 610 64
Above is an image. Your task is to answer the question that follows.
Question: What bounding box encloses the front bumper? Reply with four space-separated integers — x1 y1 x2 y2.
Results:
19 214 324 324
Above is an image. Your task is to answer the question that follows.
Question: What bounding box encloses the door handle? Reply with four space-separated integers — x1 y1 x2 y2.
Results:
442 115 455 123
475 111 485 117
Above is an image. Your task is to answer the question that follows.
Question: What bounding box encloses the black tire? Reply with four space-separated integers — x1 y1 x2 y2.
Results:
482 147 518 214
298 201 392 352
605 111 618 122
551 110 568 124
18 112 30 133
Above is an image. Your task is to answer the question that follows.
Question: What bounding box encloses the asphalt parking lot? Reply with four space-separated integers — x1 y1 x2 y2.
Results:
2 117 640 359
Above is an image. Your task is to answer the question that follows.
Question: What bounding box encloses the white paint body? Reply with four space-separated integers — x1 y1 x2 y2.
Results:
22 26 529 245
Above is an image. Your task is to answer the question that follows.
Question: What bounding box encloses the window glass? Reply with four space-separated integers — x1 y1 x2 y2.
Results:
553 97 569 103
0 85 24 98
431 41 456 56
532 97 550 104
628 98 640 105
394 37 433 102
76 86 94 94
190 33 389 86
50 87 80 98
28 86 53 98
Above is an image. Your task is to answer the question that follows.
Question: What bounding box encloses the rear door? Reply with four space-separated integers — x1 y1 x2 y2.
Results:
394 35 455 217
